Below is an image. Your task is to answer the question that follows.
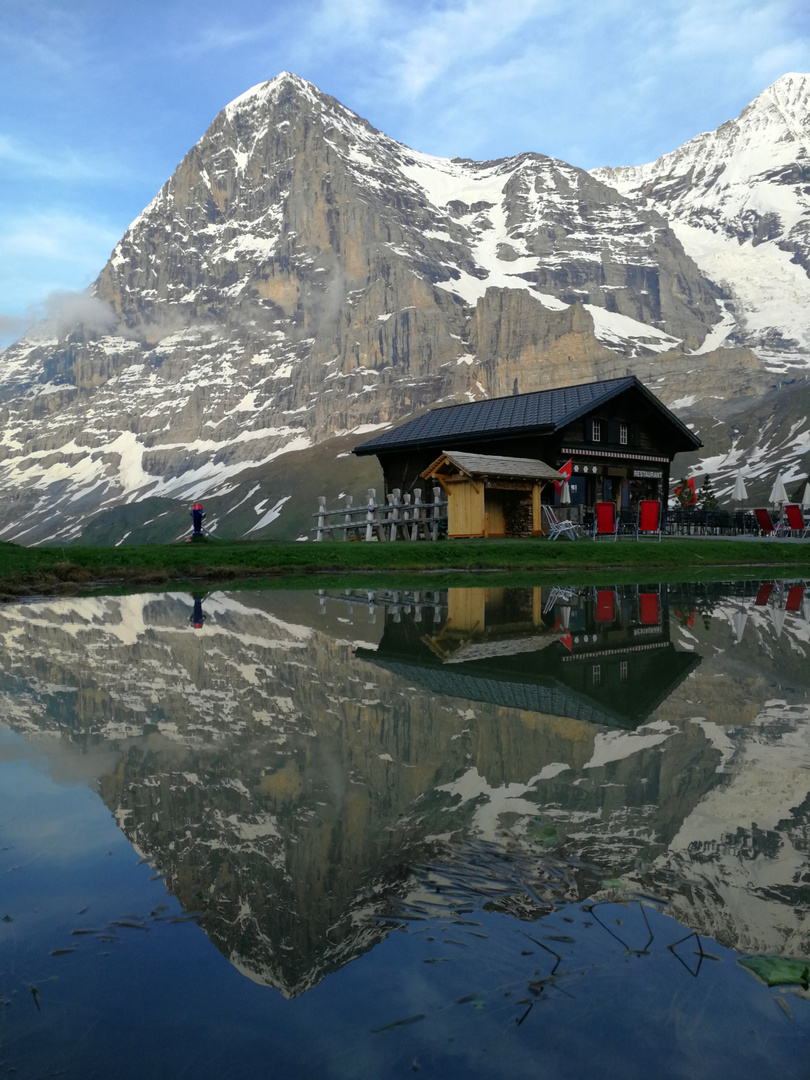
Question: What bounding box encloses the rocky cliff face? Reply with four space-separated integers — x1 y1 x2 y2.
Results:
0 73 807 542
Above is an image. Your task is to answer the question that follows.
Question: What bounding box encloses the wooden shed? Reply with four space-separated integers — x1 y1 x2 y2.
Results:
421 450 563 538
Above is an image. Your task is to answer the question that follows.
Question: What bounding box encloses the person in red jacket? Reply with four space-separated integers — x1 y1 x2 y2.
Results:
191 502 205 538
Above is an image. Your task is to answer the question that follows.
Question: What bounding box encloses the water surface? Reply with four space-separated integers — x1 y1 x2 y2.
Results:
1 581 809 1078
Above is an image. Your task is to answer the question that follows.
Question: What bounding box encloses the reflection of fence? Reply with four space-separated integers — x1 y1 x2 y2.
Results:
317 588 447 622
313 487 447 542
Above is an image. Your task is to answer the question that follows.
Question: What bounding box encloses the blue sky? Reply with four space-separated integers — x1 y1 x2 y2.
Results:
2 0 810 345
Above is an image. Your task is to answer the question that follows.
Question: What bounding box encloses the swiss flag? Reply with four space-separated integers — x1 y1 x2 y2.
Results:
559 630 573 651
555 459 573 495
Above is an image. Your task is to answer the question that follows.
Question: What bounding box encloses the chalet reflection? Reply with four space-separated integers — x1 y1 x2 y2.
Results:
356 585 700 728
354 376 701 528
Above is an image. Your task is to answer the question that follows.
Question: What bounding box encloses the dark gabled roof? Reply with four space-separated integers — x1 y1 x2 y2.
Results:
354 375 701 455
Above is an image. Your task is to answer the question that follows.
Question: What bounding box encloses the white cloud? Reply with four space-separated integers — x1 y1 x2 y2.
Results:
0 211 118 267
383 0 556 99
0 212 119 345
0 133 127 182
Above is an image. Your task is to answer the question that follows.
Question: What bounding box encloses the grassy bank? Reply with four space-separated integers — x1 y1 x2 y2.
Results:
0 536 808 599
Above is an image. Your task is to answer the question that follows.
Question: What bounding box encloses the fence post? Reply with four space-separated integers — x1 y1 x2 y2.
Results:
411 488 423 540
402 492 412 540
365 489 376 543
388 489 401 542
316 496 328 542
342 495 354 542
432 486 443 541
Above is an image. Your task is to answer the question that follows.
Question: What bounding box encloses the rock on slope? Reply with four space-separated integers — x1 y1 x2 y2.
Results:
0 73 805 542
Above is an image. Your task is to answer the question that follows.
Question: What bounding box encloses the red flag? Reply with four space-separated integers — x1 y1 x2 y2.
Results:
559 630 573 651
687 477 696 504
555 459 572 495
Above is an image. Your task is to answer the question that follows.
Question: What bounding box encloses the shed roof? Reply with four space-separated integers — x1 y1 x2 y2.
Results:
423 450 564 482
354 375 701 455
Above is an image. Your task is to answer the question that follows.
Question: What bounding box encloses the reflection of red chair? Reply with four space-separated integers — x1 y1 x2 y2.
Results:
593 502 619 541
786 585 805 612
784 505 809 538
754 508 776 537
635 500 661 542
754 582 774 606
639 592 660 625
596 589 618 623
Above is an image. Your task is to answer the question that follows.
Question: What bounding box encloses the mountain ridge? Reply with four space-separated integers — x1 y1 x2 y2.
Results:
0 72 807 543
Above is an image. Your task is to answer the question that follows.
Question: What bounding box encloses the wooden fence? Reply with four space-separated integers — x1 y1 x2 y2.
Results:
313 487 447 542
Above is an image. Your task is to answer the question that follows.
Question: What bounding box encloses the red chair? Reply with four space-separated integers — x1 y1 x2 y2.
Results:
593 501 619 541
754 508 776 537
635 500 661 542
784 505 809 538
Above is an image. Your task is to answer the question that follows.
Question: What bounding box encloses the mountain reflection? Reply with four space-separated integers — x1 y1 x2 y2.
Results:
0 581 808 995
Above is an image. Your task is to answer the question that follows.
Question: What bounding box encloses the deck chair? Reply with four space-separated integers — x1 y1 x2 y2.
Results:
754 508 777 537
541 504 580 541
593 501 619 541
754 582 774 606
595 589 619 624
638 591 660 625
784 504 809 538
785 585 805 612
635 500 661 542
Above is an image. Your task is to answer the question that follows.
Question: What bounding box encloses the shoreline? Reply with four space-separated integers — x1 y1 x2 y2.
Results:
1 537 808 600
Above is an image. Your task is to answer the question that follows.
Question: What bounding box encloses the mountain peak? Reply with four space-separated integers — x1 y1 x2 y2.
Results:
761 71 810 98
222 71 321 121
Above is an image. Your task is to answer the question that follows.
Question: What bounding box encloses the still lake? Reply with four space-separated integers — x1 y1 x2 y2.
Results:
1 580 809 1079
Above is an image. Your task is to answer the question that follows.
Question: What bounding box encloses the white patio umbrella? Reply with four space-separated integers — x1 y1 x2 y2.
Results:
731 609 748 644
802 481 810 507
560 480 571 505
769 472 789 507
732 470 748 502
770 605 785 639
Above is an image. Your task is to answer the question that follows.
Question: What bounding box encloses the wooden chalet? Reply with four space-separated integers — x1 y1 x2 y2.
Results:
354 376 701 533
421 451 563 538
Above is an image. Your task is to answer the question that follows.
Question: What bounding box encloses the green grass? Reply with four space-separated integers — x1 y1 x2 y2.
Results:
0 536 808 599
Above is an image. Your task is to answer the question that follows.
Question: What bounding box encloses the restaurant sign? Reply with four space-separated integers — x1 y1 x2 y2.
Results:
633 469 663 479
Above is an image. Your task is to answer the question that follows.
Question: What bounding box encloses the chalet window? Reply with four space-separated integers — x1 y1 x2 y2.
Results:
619 423 628 445
592 664 601 686
620 660 628 681
591 419 602 442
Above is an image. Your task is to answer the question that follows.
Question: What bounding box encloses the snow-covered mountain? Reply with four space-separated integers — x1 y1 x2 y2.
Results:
593 73 810 497
0 73 807 542
595 74 810 368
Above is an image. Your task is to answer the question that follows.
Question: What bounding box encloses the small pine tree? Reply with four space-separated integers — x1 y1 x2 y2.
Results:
698 475 719 509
